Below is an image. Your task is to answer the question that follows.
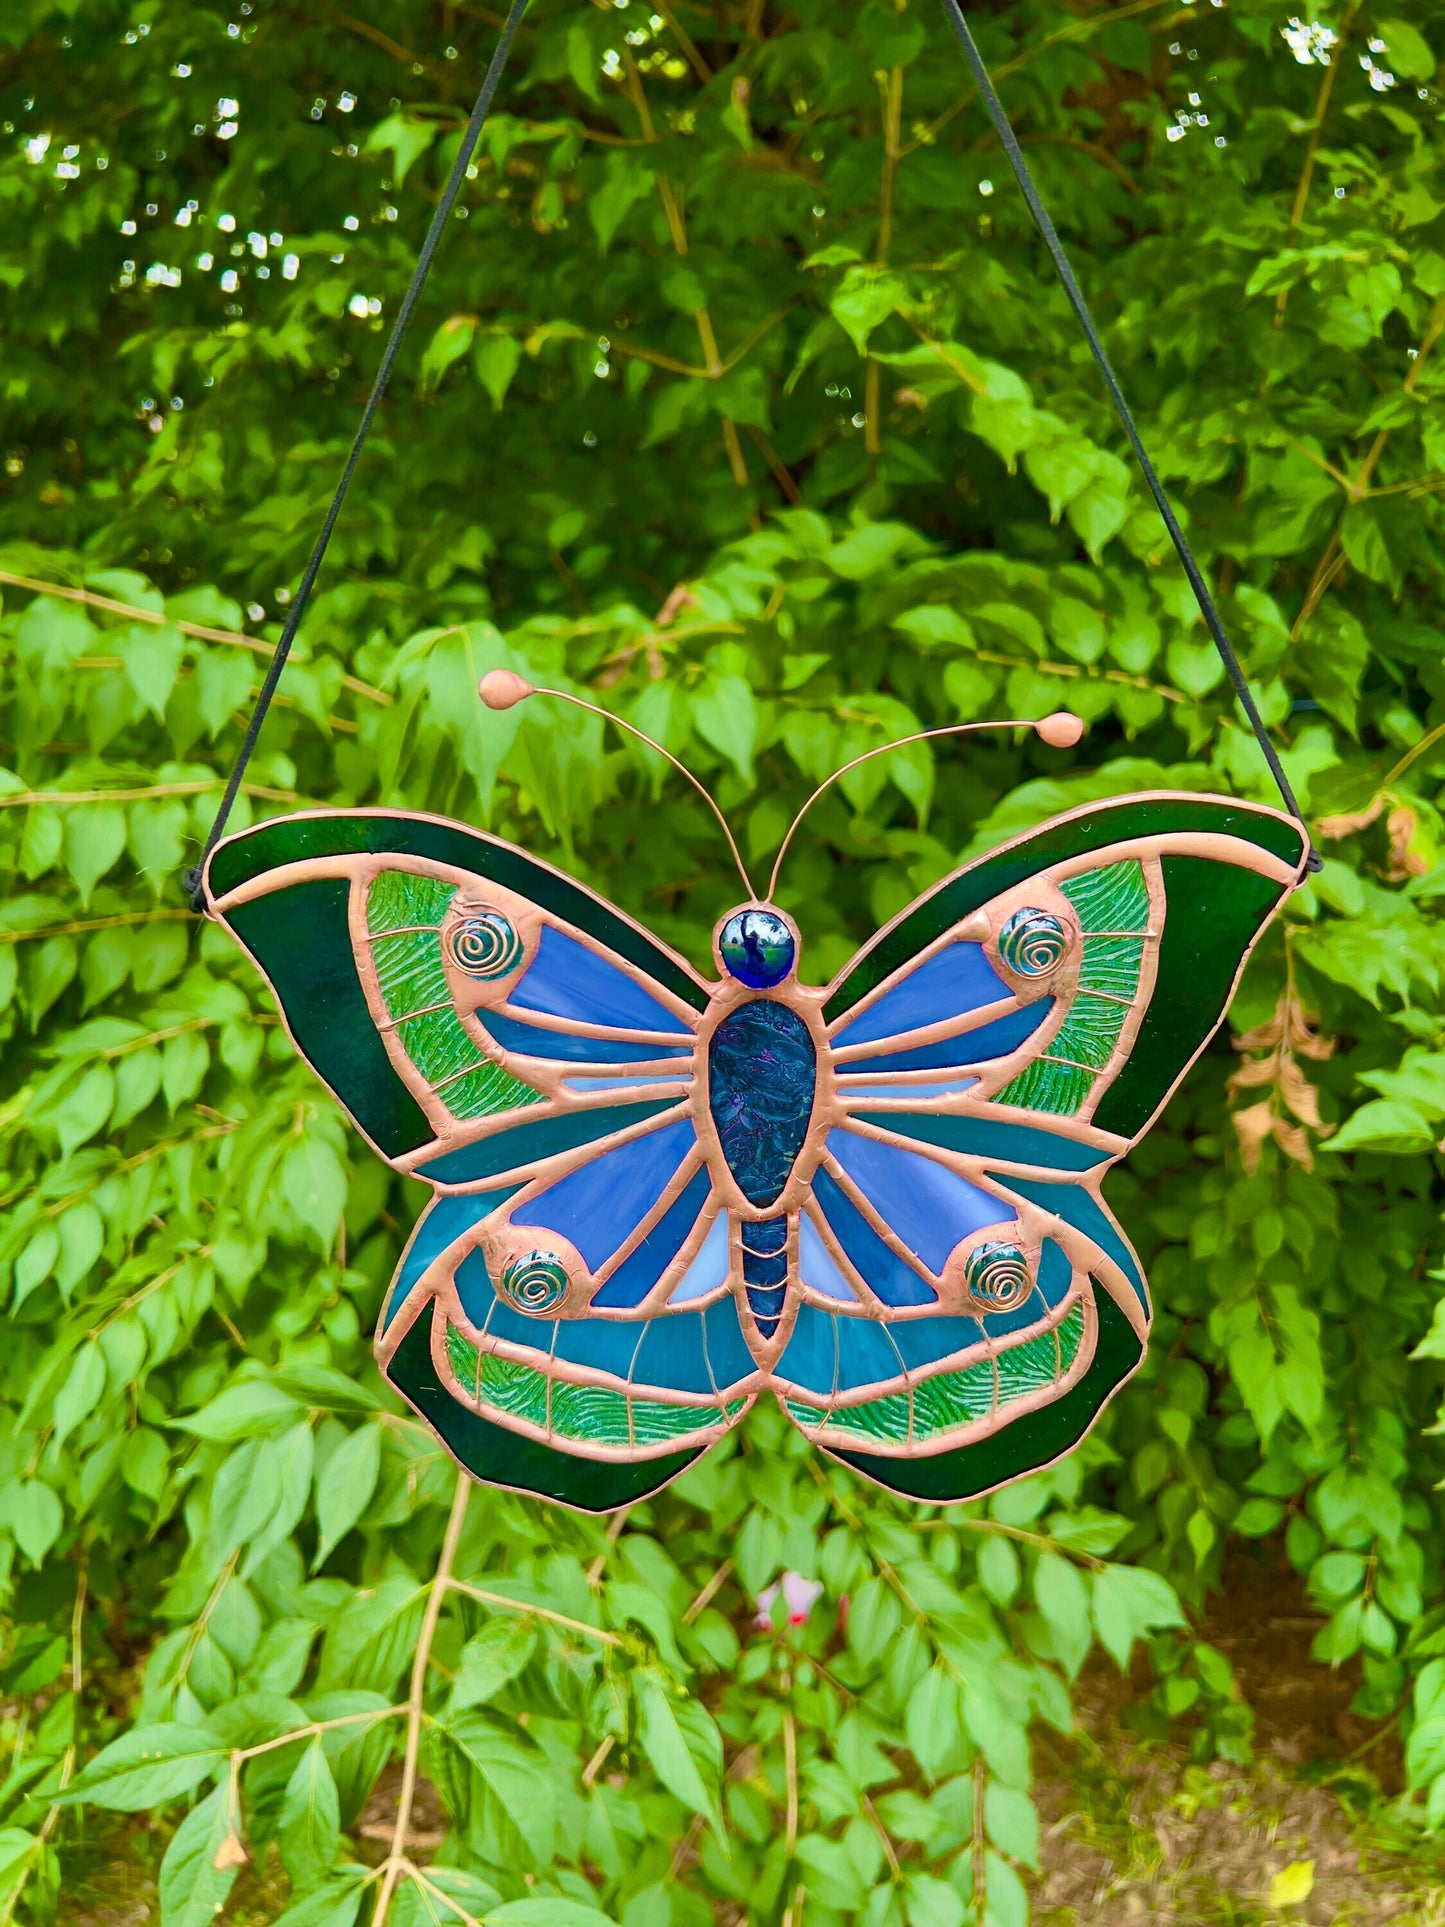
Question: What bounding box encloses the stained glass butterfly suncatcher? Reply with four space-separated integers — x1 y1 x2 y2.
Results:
200 685 1306 1513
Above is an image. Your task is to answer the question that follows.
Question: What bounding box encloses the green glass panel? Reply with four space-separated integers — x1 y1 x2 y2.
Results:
819 1390 912 1445
227 880 434 1159
1061 859 1149 933
395 1008 482 1083
787 1400 824 1428
447 1323 729 1447
1094 856 1287 1138
996 1322 1063 1401
995 1056 1093 1116
1057 992 1126 1070
389 1313 702 1510
438 1061 541 1123
1076 936 1145 999
910 1356 996 1436
209 811 709 1011
824 798 1302 1022
1058 1301 1084 1372
371 931 451 1015
368 869 455 934
835 1289 1142 1503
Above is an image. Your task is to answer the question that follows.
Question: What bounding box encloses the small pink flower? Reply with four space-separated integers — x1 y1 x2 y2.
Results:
755 1570 824 1630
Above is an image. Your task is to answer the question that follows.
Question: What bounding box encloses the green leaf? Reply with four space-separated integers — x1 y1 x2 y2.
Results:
1377 17 1434 77
474 334 524 411
313 1423 381 1567
442 1710 557 1867
632 1669 718 1824
1092 1565 1186 1670
63 804 127 904
447 1616 536 1713
61 1723 226 1811
1033 1553 1092 1676
829 267 908 354
158 1784 241 1927
366 114 434 185
277 1739 341 1896
690 674 757 784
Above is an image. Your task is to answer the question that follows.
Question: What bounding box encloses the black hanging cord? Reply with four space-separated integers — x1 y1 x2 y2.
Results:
183 0 530 912
940 0 1320 872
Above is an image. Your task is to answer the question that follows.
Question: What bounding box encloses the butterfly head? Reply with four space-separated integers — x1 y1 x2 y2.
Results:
716 904 799 989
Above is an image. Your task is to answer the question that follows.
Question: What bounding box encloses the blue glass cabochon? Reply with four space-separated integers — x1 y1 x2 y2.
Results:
719 909 796 989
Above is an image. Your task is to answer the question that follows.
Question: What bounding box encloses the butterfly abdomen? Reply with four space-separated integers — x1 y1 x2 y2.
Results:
740 1215 789 1338
707 999 816 1207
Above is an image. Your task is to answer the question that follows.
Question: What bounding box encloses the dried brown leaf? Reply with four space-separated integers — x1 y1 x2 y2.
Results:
1270 1114 1315 1172
1232 1100 1277 1176
1317 797 1385 840
1228 1054 1280 1093
1277 1056 1328 1131
1385 805 1429 881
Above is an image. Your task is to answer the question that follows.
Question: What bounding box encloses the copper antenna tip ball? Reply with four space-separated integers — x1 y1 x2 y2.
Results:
478 670 536 711
1034 711 1085 749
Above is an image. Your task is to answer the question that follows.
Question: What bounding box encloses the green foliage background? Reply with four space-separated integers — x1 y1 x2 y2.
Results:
2 0 1445 1920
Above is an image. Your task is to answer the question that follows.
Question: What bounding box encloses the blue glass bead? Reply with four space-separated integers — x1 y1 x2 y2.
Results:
997 907 1070 977
719 908 796 988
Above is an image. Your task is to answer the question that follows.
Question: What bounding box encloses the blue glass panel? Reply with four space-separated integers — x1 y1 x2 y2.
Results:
668 1213 730 1304
828 1130 1010 1275
708 1001 816 1207
850 1001 1050 1073
741 1214 788 1287
858 1113 1111 1172
1037 1237 1072 1307
888 1313 985 1371
513 1119 696 1271
552 1315 646 1377
592 1166 713 1309
563 1073 690 1092
485 1008 691 1065
798 1215 857 1303
777 1304 837 1396
420 1101 675 1186
839 1076 978 1102
511 925 693 1033
384 1188 522 1330
991 1174 1148 1314
832 942 1008 1047
631 1313 716 1395
811 1166 937 1307
980 1289 1047 1341
703 1293 756 1389
834 1316 908 1393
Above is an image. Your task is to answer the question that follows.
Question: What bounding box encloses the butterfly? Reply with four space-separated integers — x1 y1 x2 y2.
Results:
201 717 1306 1515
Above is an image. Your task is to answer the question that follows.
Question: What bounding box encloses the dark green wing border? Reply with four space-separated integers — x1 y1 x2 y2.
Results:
385 1310 704 1513
825 796 1303 1142
833 1286 1143 1504
205 811 711 1163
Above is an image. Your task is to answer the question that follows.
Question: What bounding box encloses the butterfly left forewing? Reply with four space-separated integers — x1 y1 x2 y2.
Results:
785 793 1305 1501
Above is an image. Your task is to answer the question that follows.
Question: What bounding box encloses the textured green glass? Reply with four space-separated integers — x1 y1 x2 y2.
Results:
994 860 1148 1117
446 1325 734 1446
996 1056 1093 1115
366 872 540 1123
911 1356 997 1435
368 868 456 934
996 1320 1065 1400
1063 859 1150 932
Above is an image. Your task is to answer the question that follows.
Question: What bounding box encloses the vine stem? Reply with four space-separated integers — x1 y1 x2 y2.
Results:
372 1470 471 1927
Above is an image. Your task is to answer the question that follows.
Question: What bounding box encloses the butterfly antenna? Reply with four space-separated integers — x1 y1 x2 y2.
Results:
479 671 757 900
766 712 1085 901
